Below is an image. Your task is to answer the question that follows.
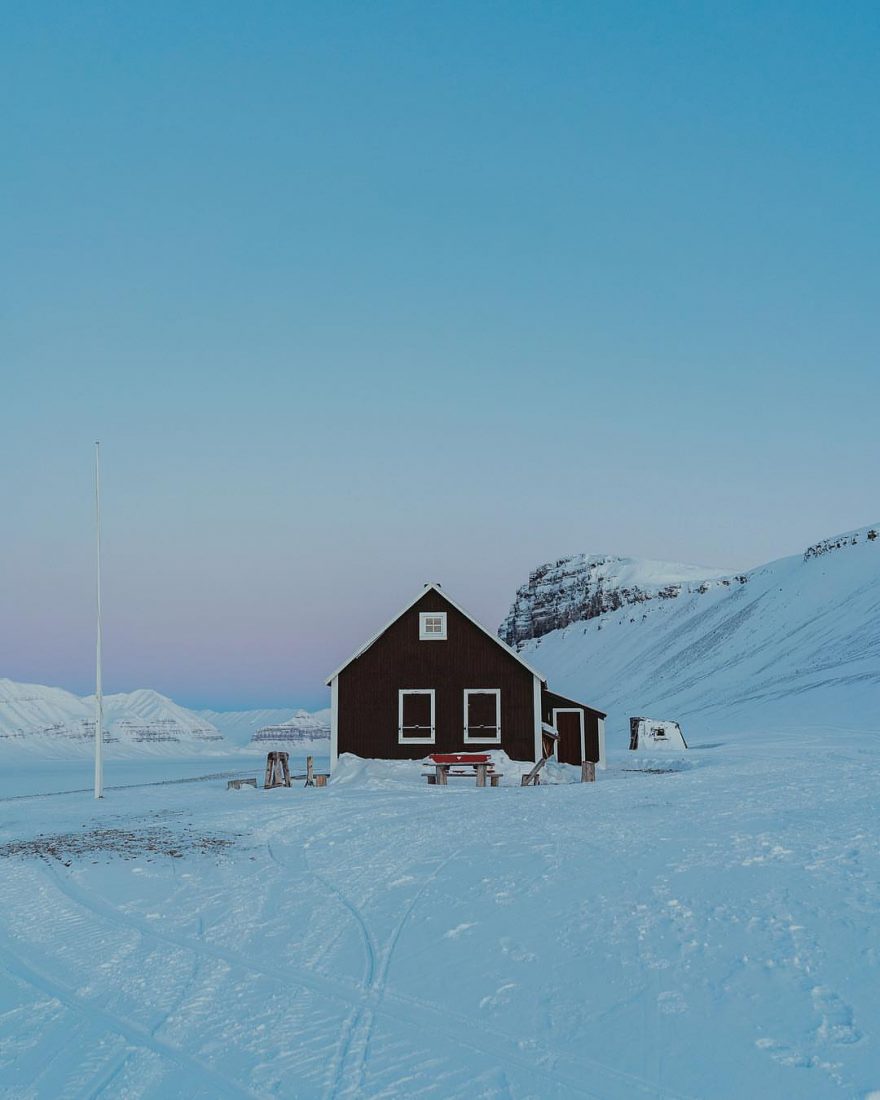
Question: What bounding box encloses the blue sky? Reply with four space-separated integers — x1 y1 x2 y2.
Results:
2 2 878 708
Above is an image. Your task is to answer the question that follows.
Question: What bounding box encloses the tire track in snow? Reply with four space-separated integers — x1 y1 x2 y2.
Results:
36 851 694 1100
32 863 218 1099
306 863 378 991
75 932 205 1100
326 842 475 1100
266 835 378 989
0 934 254 1100
37 860 211 1100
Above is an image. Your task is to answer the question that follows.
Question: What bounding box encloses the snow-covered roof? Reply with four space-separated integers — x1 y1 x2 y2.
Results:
326 583 546 684
541 721 559 737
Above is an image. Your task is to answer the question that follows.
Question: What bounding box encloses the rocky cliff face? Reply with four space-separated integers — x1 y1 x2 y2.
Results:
499 554 737 648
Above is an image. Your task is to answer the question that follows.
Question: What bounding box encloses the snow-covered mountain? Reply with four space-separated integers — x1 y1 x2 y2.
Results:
0 680 95 744
0 680 223 750
95 689 223 745
500 554 736 647
197 707 319 746
504 524 880 740
248 708 331 747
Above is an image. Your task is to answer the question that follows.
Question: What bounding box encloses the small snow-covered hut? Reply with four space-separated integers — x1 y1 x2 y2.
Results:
629 717 687 751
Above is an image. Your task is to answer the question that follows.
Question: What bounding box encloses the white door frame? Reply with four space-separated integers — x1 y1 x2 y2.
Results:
552 707 585 763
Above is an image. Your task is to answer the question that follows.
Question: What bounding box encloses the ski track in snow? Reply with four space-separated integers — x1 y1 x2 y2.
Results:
1 735 879 1098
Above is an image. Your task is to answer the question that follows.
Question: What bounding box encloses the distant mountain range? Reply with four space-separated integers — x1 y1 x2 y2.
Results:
0 680 223 750
0 678 332 755
199 707 330 747
502 523 880 740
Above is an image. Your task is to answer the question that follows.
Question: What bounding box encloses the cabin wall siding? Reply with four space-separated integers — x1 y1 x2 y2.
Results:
337 590 537 761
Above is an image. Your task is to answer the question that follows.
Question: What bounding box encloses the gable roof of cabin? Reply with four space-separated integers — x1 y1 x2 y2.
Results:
325 583 546 684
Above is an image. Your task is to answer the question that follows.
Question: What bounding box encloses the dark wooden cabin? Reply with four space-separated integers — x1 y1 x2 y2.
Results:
327 584 606 771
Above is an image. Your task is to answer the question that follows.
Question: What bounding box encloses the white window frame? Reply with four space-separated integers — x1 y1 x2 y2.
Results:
463 688 501 744
419 611 447 640
552 707 585 762
398 689 436 744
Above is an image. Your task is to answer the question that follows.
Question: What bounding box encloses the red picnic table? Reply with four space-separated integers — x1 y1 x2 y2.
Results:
423 753 502 787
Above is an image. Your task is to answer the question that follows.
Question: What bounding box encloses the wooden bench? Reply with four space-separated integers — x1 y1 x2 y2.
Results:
422 754 502 787
425 770 503 787
227 777 258 790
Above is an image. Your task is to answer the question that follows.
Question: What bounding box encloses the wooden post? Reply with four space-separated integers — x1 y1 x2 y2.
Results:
436 764 448 786
581 760 596 783
265 751 291 788
476 763 487 787
305 755 315 787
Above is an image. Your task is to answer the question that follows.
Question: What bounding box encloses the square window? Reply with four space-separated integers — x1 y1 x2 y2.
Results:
419 611 447 640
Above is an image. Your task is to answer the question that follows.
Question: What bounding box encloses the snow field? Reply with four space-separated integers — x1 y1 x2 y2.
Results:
0 731 878 1098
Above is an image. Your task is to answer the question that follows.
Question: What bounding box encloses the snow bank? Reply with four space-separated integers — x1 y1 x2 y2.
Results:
331 751 585 788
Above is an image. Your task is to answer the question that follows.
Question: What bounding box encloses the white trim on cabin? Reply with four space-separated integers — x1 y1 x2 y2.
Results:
330 675 339 771
398 689 436 744
541 721 560 757
552 707 586 763
419 611 447 640
532 675 543 763
597 716 607 769
325 583 546 684
462 688 501 744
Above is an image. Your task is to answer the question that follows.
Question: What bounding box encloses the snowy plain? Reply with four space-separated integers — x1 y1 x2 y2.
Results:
1 731 878 1099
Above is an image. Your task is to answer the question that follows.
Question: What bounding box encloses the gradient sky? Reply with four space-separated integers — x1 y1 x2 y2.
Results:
2 2 878 709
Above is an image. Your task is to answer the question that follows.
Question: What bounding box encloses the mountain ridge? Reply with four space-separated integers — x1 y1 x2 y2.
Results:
500 554 737 648
0 680 223 750
506 523 880 741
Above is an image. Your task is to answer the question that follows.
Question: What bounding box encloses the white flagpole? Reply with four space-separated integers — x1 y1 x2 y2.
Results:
94 441 104 799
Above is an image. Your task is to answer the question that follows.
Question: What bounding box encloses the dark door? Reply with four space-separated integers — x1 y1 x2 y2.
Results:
555 710 584 765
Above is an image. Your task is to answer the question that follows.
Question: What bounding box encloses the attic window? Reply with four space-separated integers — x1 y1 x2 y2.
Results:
652 727 667 740
419 612 447 640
